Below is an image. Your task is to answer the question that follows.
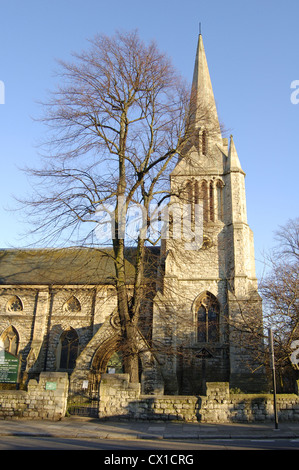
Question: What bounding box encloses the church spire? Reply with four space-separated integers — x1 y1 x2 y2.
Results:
190 33 222 140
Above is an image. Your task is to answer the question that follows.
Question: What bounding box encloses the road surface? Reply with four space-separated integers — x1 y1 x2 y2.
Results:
0 436 299 451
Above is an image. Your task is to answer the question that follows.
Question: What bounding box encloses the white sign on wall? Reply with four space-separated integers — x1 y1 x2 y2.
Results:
290 340 299 369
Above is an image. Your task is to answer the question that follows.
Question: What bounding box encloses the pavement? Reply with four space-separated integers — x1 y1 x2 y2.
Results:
0 417 299 441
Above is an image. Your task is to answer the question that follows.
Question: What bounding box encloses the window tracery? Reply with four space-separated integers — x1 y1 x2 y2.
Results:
58 328 79 370
6 296 23 313
63 296 81 313
195 292 219 343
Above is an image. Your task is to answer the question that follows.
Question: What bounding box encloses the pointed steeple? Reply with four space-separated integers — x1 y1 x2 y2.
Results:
190 34 221 139
227 134 247 225
227 135 244 172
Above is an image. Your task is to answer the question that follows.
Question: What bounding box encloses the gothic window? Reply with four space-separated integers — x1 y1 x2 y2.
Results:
63 296 81 313
209 182 214 222
1 326 19 356
216 180 223 221
184 180 195 227
185 180 193 204
181 178 223 229
58 328 79 370
202 130 207 155
200 180 208 223
194 180 199 205
196 293 219 343
193 180 200 228
6 295 23 313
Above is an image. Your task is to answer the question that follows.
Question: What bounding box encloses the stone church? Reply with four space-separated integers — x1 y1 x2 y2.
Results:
0 34 267 397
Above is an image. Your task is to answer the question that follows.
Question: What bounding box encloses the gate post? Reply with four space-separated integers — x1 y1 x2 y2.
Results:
99 373 140 419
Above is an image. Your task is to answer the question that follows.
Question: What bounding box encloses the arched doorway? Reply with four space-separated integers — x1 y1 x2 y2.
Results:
91 338 144 386
89 335 123 394
67 335 123 417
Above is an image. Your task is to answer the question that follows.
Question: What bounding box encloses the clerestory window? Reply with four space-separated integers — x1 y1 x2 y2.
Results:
6 296 23 312
63 296 81 313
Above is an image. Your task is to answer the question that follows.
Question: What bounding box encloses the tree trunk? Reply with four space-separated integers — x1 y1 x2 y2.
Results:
113 107 140 383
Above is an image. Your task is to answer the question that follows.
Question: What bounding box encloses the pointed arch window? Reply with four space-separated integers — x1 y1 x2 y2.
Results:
200 180 208 223
216 180 224 221
194 180 199 205
209 182 214 222
196 293 219 343
58 328 79 370
63 296 81 313
202 130 207 155
1 326 19 355
181 178 223 229
184 180 196 228
6 295 23 313
185 180 193 204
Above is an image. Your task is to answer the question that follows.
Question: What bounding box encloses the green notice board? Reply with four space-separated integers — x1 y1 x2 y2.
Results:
0 351 20 383
45 381 57 391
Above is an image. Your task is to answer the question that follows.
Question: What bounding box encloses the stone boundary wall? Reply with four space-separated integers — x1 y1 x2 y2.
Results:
0 372 68 420
99 374 299 423
1 372 299 423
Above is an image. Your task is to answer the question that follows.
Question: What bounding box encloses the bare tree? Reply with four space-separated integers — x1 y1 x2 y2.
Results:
273 217 299 262
259 218 299 390
18 30 216 383
217 219 299 391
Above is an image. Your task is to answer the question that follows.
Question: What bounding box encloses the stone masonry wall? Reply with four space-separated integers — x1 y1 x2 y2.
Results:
1 372 299 423
0 372 68 420
99 374 299 423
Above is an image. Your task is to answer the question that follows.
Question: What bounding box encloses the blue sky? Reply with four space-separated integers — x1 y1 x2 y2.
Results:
0 0 298 278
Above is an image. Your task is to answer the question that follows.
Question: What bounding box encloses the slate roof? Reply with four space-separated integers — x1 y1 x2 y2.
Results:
0 247 160 286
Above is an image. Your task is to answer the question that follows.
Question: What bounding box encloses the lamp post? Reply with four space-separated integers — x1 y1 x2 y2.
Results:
268 328 279 430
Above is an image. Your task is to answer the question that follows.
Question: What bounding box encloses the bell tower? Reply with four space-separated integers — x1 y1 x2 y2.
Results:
152 34 267 394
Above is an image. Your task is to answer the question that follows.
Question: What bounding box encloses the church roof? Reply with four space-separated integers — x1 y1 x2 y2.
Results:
0 247 160 286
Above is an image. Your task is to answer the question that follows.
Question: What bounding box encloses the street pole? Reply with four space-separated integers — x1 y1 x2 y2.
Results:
268 328 279 430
